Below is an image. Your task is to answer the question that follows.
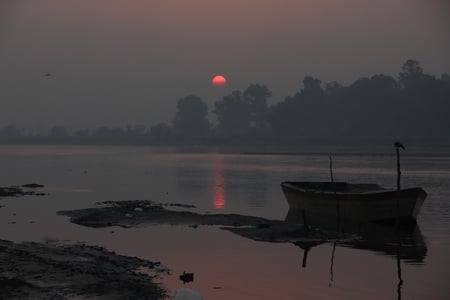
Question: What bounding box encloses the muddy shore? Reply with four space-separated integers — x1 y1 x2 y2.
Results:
2 187 168 299
0 184 46 199
0 238 167 300
59 200 346 243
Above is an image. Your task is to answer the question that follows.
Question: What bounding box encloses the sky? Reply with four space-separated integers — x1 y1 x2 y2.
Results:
0 0 449 132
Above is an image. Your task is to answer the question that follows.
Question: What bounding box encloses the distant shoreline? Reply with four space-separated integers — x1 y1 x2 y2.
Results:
1 143 450 157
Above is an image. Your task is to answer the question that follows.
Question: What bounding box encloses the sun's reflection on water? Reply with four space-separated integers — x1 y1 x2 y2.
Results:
213 157 226 209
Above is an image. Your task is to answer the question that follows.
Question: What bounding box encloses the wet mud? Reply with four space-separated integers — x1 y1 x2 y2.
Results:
0 184 46 201
0 238 167 300
59 200 348 244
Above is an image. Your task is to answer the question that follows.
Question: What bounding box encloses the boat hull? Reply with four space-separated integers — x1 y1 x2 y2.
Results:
282 181 426 226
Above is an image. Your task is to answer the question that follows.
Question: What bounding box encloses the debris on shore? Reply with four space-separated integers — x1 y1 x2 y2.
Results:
179 271 194 284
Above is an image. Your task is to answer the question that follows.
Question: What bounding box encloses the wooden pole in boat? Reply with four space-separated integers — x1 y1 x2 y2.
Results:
395 142 405 191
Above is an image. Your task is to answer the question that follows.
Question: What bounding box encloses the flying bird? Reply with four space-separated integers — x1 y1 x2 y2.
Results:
43 73 53 77
394 142 405 150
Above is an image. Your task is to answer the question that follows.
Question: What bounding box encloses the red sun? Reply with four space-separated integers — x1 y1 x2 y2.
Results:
212 75 227 87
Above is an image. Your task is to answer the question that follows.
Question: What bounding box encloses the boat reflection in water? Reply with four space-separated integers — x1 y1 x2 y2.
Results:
288 211 427 300
287 207 427 264
293 221 427 264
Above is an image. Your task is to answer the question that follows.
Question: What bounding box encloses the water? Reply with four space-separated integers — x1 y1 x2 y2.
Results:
0 145 449 299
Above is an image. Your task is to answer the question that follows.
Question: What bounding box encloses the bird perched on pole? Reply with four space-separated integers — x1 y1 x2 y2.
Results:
395 142 405 150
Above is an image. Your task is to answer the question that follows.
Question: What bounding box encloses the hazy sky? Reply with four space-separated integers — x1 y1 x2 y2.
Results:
1 0 449 132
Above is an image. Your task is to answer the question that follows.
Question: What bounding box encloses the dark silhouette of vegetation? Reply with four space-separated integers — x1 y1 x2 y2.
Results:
214 90 251 137
1 60 449 147
0 125 22 143
243 84 271 133
213 84 271 139
173 95 210 139
50 126 69 140
267 60 449 144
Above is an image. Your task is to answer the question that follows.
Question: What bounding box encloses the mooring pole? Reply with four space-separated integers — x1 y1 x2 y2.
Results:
396 147 401 191
329 156 334 183
302 248 309 268
395 142 405 191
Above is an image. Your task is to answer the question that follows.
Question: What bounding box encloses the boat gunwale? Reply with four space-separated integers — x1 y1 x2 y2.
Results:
281 181 426 197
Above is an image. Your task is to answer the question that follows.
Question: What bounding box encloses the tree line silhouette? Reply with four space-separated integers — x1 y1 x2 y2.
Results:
1 60 449 146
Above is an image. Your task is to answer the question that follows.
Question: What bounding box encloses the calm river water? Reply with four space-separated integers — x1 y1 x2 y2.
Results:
0 145 449 299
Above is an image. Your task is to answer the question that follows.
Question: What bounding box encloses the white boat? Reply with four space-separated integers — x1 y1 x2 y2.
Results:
282 181 426 225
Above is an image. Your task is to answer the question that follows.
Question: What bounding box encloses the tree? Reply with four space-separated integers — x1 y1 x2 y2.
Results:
0 125 22 143
213 90 251 137
172 95 210 138
243 84 271 132
302 76 323 93
94 127 124 142
398 59 424 88
126 125 146 136
149 123 173 142
50 126 68 139
440 73 450 83
267 76 327 140
325 81 343 96
267 96 301 139
75 129 90 138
